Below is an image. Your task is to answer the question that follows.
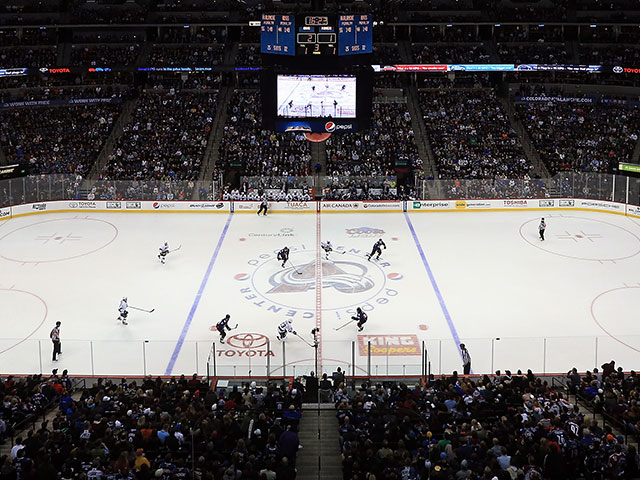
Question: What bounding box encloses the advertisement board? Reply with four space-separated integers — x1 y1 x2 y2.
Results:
271 201 315 212
321 201 361 211
578 199 624 213
234 201 262 212
357 335 421 356
628 205 640 218
411 200 452 210
0 207 10 220
360 201 402 211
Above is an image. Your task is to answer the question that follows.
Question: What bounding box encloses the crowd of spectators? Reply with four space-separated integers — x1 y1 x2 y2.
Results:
235 44 260 67
372 44 401 66
0 372 71 440
148 44 226 67
219 90 312 177
421 89 533 180
69 1 149 24
99 91 216 198
0 28 57 46
337 368 640 480
578 44 640 66
412 43 491 64
146 73 221 91
0 103 122 175
326 102 422 181
495 26 564 43
497 42 571 64
2 375 305 480
0 84 135 103
157 27 227 44
516 100 640 175
0 46 57 68
71 44 141 67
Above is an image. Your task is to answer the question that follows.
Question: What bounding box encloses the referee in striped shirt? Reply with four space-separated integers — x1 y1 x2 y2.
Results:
460 343 471 375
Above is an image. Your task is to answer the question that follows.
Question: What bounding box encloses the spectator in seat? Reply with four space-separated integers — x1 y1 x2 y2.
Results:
601 360 616 379
277 425 300 467
319 373 333 402
333 367 345 390
303 372 318 402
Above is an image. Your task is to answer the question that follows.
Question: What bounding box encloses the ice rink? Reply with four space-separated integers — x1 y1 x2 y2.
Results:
2 208 640 378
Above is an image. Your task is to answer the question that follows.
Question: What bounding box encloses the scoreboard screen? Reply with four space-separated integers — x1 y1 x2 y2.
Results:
338 15 373 56
261 14 295 56
260 13 372 58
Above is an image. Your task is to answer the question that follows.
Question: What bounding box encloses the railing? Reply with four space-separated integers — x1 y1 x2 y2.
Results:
0 175 217 207
3 335 640 378
425 171 640 205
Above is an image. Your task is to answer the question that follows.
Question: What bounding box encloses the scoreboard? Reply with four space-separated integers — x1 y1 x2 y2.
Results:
260 14 295 56
261 13 372 57
338 15 373 56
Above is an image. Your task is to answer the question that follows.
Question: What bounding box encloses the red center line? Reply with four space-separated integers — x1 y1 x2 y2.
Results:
315 203 323 371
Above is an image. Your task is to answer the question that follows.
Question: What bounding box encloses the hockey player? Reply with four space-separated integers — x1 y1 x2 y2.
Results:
257 198 268 216
277 319 296 341
321 240 333 260
352 307 368 332
539 218 546 241
216 314 233 343
158 242 169 264
277 246 290 268
118 297 129 325
366 238 386 261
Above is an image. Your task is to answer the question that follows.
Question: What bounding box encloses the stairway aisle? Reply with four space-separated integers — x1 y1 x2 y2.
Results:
296 405 342 480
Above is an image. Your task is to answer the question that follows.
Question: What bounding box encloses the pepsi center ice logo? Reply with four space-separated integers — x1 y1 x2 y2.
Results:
234 245 402 319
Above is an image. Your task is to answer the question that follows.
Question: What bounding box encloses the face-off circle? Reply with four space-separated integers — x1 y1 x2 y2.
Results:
0 288 48 354
591 286 640 352
519 215 640 261
0 217 118 263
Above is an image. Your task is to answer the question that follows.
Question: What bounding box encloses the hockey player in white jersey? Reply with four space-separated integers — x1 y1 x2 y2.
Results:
158 242 169 264
321 241 333 260
118 297 129 325
277 319 296 341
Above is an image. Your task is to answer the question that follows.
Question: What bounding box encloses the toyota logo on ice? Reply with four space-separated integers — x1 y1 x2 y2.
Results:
226 333 269 349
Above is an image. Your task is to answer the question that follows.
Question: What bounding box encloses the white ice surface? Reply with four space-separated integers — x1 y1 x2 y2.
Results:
1 210 639 377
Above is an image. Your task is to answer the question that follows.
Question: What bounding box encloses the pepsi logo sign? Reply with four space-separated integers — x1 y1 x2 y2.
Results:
325 122 336 133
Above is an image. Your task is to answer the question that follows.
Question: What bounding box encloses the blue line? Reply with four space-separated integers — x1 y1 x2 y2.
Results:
403 213 467 370
165 212 233 375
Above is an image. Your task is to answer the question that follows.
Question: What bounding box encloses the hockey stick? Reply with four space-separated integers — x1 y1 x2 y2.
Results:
169 245 182 253
334 319 356 331
230 323 239 330
129 306 155 313
293 332 315 347
288 259 303 275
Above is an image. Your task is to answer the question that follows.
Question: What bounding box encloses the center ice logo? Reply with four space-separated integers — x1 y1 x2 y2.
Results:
267 260 375 293
235 247 401 320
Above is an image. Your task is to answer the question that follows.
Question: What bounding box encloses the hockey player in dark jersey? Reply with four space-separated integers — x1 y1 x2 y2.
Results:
352 307 368 332
216 314 233 343
277 246 290 268
366 239 386 261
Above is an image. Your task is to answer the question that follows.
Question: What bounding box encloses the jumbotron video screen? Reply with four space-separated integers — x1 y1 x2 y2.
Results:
276 74 356 119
